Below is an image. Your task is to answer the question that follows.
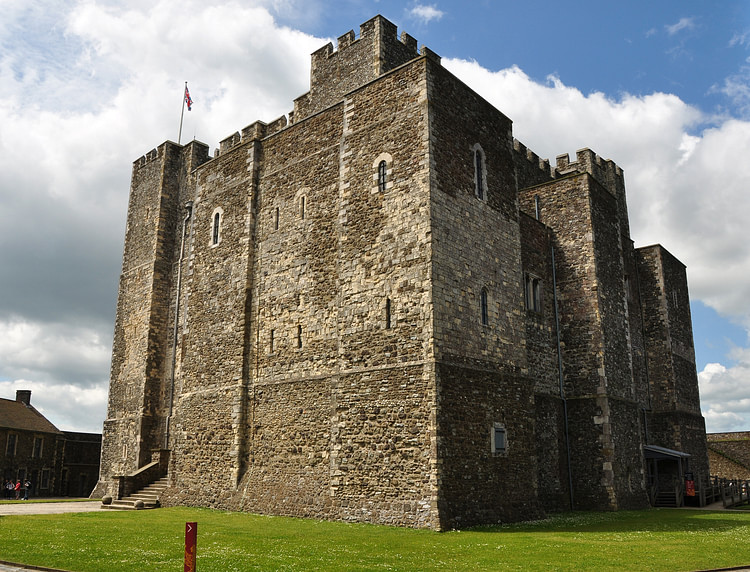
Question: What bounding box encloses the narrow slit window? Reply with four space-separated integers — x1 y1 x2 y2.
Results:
212 211 221 245
300 196 306 220
269 329 275 352
474 148 485 201
385 297 391 329
297 325 302 349
480 288 489 325
378 160 387 192
274 207 279 230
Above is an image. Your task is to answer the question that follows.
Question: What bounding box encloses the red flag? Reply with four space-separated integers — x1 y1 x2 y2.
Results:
184 85 193 111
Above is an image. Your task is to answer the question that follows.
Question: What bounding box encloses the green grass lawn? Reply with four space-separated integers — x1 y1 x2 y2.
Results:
0 508 749 571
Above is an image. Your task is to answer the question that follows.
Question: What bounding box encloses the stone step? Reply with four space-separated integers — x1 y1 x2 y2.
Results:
129 493 160 501
141 485 168 493
100 476 169 510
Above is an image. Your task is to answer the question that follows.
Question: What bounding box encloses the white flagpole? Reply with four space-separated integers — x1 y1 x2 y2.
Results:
178 81 187 145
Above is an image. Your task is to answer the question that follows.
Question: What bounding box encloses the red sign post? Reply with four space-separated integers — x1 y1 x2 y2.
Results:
686 480 695 497
185 522 197 572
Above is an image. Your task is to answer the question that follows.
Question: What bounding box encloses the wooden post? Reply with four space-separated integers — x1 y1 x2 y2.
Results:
185 522 197 571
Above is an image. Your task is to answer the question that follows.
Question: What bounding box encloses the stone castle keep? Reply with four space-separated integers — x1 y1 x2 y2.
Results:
95 16 709 529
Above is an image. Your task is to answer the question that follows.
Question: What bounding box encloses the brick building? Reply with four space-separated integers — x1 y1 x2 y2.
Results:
2 390 101 498
94 16 709 529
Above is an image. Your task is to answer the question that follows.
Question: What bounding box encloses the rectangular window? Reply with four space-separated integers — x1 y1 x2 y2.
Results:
33 437 43 458
6 434 17 456
41 469 50 489
524 274 541 313
492 424 507 454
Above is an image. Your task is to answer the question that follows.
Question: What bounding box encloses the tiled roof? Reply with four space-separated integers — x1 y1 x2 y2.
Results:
0 398 62 434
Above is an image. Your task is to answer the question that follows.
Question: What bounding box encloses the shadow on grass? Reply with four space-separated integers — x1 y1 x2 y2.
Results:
469 508 750 534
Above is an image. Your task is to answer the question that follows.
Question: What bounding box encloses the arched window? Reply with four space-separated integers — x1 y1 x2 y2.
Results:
210 207 223 246
372 153 392 193
480 288 489 325
473 144 487 201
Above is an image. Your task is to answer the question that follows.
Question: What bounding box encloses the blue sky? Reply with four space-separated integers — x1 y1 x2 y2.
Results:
1 0 749 433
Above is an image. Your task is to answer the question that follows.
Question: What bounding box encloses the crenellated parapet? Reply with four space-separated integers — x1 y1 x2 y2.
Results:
513 139 558 191
132 145 163 171
294 15 429 122
214 115 289 157
555 149 624 196
513 139 553 176
555 148 629 235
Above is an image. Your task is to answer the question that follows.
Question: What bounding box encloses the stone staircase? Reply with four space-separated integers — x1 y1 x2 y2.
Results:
102 477 169 510
653 489 680 508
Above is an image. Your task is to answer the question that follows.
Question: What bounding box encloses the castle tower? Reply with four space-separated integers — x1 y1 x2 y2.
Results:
95 141 208 494
518 154 650 511
97 15 708 527
637 245 709 480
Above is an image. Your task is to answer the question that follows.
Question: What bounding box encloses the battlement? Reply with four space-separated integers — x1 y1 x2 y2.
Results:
212 115 288 158
513 139 554 178
310 15 420 76
556 148 629 235
555 148 623 187
132 140 209 173
133 144 165 170
294 15 432 122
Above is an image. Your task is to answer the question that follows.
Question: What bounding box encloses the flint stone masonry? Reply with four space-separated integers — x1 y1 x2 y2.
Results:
95 14 710 529
707 432 750 480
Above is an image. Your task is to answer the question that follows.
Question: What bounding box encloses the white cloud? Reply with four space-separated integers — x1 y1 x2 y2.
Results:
0 318 111 387
665 17 696 36
0 0 323 432
699 361 750 432
409 4 445 24
711 66 750 118
729 30 750 48
0 380 107 433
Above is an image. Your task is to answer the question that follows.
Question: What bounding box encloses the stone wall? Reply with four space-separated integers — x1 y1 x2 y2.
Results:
707 432 750 479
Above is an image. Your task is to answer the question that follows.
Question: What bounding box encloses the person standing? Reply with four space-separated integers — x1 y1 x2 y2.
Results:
23 479 30 500
14 479 20 500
